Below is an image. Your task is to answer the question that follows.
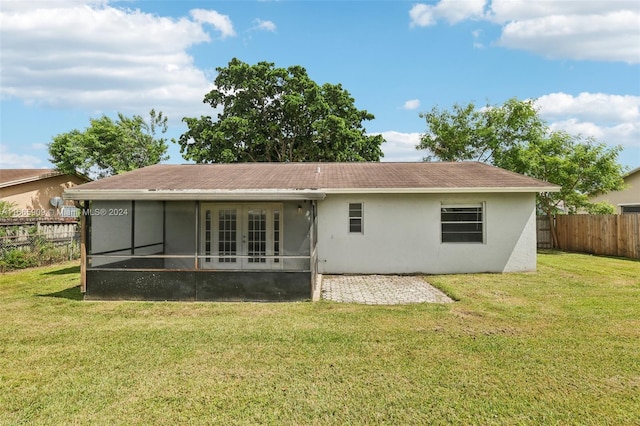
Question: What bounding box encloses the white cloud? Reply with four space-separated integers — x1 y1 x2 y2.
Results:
548 119 606 139
0 1 227 118
409 4 436 27
375 131 423 162
0 145 45 169
31 143 48 151
549 119 640 149
402 99 421 110
190 9 235 38
487 0 635 22
536 92 640 123
498 11 640 63
253 19 277 32
536 92 640 148
410 0 640 63
0 0 106 11
472 29 484 48
410 0 486 27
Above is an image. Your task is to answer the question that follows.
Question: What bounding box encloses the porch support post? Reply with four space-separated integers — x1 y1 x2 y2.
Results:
310 200 319 298
80 201 89 293
194 201 200 270
130 200 135 255
162 201 166 255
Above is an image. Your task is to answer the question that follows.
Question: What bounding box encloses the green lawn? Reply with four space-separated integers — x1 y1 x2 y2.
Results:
1 252 639 425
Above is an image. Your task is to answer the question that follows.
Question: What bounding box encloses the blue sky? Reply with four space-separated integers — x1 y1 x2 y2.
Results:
1 0 639 170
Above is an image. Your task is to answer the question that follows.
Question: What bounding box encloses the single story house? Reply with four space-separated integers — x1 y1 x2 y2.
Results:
63 162 559 301
0 169 90 217
590 166 640 214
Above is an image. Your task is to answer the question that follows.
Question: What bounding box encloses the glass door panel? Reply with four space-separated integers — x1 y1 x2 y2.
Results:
218 208 238 264
245 208 267 268
200 205 240 269
201 203 282 270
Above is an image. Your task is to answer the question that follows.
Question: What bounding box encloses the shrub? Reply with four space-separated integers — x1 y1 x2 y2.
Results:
0 249 38 271
0 233 79 272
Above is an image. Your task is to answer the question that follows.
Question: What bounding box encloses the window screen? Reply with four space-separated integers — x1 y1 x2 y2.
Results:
441 204 484 243
349 203 363 233
621 205 640 214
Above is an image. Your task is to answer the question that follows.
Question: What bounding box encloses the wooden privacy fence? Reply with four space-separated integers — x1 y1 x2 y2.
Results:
551 214 639 259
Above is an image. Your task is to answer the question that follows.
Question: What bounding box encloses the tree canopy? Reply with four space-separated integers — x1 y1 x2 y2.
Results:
49 109 169 179
177 58 385 163
417 98 546 164
417 98 626 247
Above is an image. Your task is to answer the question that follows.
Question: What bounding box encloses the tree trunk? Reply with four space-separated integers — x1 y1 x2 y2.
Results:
547 212 560 249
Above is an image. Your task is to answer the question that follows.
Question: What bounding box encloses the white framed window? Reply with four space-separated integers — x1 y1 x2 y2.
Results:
441 203 484 243
349 202 363 234
621 205 640 214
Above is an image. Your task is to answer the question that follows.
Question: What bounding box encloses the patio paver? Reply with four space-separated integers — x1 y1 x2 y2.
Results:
321 275 454 305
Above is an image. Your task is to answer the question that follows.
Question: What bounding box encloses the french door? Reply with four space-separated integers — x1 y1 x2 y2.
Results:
200 203 282 269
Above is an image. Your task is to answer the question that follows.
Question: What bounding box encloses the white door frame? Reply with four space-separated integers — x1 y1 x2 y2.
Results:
200 203 283 270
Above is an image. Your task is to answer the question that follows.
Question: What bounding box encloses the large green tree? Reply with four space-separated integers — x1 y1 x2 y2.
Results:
418 98 546 163
49 109 169 179
178 58 384 163
417 98 626 247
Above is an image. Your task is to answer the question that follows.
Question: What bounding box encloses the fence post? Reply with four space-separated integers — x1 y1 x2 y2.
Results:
616 215 624 258
80 204 87 293
555 215 563 250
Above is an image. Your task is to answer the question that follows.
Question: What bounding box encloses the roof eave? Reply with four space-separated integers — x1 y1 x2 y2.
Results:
63 189 327 201
623 166 640 178
64 186 560 200
0 171 62 189
321 186 561 194
0 170 91 188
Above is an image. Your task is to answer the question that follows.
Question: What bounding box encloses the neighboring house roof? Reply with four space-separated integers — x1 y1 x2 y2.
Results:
0 169 58 188
623 166 640 179
0 169 90 189
64 162 559 201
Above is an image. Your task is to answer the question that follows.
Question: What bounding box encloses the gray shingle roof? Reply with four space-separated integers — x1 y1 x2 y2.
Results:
64 162 559 200
0 169 57 187
70 162 556 190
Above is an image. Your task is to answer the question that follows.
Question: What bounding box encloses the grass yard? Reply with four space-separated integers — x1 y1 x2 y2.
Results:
0 252 638 425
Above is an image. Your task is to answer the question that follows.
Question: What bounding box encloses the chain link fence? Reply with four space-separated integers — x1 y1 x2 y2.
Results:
0 220 81 271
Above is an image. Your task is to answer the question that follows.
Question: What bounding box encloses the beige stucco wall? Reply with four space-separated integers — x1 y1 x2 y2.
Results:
317 192 537 274
0 175 87 216
591 170 640 213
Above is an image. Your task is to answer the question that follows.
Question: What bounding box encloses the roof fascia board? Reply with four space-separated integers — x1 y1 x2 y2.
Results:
320 186 560 194
63 189 327 201
64 186 560 200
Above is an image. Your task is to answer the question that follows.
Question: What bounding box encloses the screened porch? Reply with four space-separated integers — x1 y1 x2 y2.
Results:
79 199 319 301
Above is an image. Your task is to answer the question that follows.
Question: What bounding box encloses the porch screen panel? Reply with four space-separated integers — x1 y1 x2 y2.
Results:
218 209 237 263
273 209 280 263
204 210 211 263
248 209 267 263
